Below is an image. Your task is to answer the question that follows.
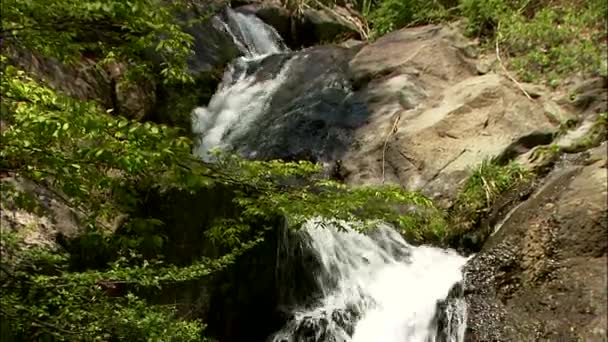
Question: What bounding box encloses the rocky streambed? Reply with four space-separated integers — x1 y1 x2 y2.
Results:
2 1 606 341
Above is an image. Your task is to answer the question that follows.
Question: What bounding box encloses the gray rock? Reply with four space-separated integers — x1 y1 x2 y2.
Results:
343 24 558 202
464 144 608 341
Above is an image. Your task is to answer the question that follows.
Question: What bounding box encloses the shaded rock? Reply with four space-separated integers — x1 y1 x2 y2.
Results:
463 143 608 341
223 45 368 163
180 6 243 74
570 76 608 116
148 5 245 131
134 185 324 342
105 62 157 120
234 1 363 48
300 7 361 45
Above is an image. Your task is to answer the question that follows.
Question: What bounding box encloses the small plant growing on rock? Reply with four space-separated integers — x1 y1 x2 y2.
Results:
447 159 530 243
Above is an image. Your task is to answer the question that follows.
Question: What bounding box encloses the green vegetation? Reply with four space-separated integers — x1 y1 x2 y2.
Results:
449 159 530 234
1 2 447 339
1 0 604 339
0 0 208 85
308 0 606 83
0 62 444 339
367 0 451 37
461 0 607 84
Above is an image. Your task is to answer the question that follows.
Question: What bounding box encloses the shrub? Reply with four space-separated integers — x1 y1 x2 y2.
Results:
460 0 607 83
369 0 451 37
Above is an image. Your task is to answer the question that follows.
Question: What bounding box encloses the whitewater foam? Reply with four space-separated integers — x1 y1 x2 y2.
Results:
192 7 291 160
192 56 295 160
271 220 468 342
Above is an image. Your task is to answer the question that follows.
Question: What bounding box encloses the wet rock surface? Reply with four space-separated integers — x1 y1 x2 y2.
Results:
205 23 561 200
227 45 369 163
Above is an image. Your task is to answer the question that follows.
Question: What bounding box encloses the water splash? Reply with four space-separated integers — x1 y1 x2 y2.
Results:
270 219 468 342
223 7 287 57
192 7 291 160
191 9 470 341
192 56 295 160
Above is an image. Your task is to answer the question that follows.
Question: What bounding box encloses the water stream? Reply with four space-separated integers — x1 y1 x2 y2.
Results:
193 7 291 160
192 9 469 341
271 220 468 342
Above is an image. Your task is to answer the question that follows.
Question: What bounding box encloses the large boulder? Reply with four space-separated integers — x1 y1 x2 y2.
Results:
197 23 562 201
0 176 83 247
235 45 367 162
341 24 559 204
144 4 246 131
463 142 608 341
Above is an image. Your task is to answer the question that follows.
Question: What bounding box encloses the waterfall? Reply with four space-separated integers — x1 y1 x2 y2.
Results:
191 8 470 341
192 56 295 160
270 219 468 342
222 8 287 57
192 7 292 160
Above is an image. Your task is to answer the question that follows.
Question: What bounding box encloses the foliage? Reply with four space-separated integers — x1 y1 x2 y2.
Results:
1 231 207 342
460 0 607 83
454 159 529 213
368 0 452 37
0 59 443 338
0 0 210 84
447 159 530 240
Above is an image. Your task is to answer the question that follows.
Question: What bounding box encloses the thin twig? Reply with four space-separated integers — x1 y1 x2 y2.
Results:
495 23 533 101
422 148 467 188
378 43 429 184
381 114 401 184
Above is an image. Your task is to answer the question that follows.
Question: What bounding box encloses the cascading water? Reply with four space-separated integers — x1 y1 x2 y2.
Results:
270 220 468 342
191 8 469 341
192 8 291 160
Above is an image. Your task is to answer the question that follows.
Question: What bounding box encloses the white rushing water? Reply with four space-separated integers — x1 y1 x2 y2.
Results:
271 219 468 342
192 9 470 341
192 7 290 160
192 56 294 159
222 8 286 57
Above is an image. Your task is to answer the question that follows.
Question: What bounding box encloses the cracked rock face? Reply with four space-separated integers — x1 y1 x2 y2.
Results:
463 143 608 341
340 24 559 203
